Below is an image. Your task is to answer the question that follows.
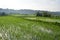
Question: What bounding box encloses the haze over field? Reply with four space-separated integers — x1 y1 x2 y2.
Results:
0 0 60 11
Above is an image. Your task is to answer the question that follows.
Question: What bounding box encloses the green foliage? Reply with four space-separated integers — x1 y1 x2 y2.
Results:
42 11 51 17
36 11 42 17
36 11 51 17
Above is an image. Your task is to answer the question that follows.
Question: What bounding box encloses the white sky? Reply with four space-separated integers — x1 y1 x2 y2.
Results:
0 0 60 11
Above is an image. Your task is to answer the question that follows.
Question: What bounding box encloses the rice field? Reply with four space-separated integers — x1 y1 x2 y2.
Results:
0 16 60 40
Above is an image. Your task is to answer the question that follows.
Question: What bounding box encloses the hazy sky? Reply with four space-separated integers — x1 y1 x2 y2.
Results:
0 0 60 11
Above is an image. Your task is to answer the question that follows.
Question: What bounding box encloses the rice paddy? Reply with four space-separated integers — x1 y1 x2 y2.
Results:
0 16 60 40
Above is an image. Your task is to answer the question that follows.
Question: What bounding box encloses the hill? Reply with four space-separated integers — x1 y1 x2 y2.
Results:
0 8 60 16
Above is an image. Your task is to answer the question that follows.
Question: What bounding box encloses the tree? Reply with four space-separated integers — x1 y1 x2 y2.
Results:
36 11 51 17
42 11 51 17
1 12 6 16
36 11 42 17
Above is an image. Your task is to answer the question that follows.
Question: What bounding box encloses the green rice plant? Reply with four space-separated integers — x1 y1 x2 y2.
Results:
0 16 59 40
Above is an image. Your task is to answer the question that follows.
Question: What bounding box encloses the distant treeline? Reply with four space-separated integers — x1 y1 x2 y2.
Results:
36 11 60 18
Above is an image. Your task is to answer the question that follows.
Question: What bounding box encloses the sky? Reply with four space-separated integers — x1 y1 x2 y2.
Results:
0 0 60 11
